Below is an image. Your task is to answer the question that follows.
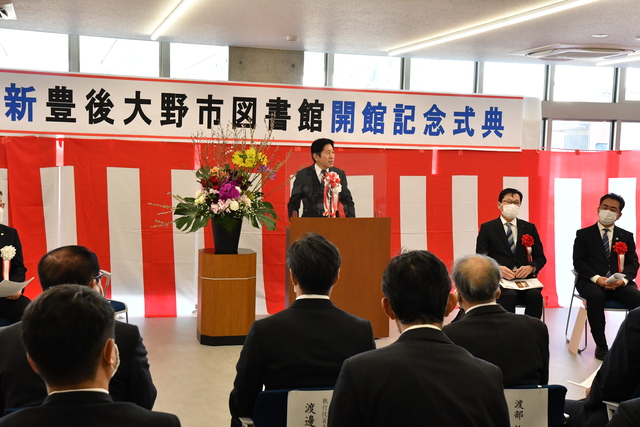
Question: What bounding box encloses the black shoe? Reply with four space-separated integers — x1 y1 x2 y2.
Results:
595 345 609 361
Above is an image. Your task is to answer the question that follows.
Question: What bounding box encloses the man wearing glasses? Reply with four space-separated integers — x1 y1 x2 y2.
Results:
0 190 30 325
474 188 546 319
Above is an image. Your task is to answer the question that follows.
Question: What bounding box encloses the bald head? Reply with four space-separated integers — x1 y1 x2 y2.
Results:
37 245 100 291
452 254 501 304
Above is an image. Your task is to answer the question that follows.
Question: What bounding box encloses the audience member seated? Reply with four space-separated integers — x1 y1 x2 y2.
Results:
0 245 156 414
0 285 179 427
573 193 640 360
327 250 510 427
443 254 549 387
565 307 640 427
229 232 375 427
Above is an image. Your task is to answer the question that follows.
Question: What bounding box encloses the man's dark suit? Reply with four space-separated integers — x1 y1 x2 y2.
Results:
0 320 157 413
443 304 549 387
607 398 640 427
229 298 375 427
0 391 179 427
287 165 355 218
565 308 640 427
573 223 640 347
476 217 547 317
0 224 30 324
327 327 510 427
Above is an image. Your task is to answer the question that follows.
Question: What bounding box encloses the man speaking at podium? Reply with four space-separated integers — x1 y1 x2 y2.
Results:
287 138 355 218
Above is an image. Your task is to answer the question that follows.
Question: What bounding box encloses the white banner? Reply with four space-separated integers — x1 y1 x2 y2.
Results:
0 69 524 150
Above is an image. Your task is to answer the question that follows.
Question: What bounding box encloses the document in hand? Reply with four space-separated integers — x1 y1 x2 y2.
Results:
0 278 33 297
500 278 543 290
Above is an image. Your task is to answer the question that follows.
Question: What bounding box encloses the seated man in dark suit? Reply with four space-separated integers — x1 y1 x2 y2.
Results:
443 254 549 387
0 285 179 427
0 190 31 325
573 193 640 360
287 138 355 218
565 307 640 427
327 250 510 427
229 232 375 427
608 398 640 427
0 245 157 414
476 188 546 318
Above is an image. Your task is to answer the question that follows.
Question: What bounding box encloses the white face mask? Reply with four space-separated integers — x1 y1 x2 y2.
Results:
598 209 618 226
501 204 520 220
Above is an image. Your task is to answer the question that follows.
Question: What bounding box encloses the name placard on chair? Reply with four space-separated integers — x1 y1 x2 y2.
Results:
504 388 548 427
287 390 334 427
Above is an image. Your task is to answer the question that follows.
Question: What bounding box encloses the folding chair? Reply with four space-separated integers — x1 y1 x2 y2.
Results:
240 388 333 427
100 270 129 323
565 270 628 353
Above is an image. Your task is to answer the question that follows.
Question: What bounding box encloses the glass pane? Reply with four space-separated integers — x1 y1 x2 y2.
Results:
620 122 640 150
333 53 401 90
550 120 611 150
553 65 614 102
410 58 474 94
483 62 545 98
80 36 159 77
0 29 68 72
303 52 325 87
170 43 228 81
625 68 640 101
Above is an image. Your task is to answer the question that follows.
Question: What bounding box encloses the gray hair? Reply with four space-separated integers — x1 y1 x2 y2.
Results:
452 254 501 304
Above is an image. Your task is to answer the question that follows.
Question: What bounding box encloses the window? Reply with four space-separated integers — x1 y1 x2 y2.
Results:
620 122 640 150
410 59 474 94
483 62 545 98
170 43 228 81
549 120 612 150
332 53 401 90
80 36 159 77
552 65 614 103
625 68 640 101
303 52 325 87
0 29 68 72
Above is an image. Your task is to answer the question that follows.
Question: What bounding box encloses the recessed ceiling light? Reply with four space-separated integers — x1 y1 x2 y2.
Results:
635 36 640 41
592 34 608 38
286 36 299 42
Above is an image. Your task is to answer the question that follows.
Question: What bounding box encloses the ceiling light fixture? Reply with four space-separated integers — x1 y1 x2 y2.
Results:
388 0 599 56
591 34 608 38
151 0 198 41
596 51 640 66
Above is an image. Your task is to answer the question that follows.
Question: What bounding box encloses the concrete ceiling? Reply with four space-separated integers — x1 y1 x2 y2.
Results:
2 0 640 67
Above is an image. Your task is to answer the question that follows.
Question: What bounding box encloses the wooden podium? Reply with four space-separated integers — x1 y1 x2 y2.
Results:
287 217 391 338
197 248 256 346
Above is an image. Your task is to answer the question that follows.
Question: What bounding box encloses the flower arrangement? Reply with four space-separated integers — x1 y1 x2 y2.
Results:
164 123 290 233
322 171 342 218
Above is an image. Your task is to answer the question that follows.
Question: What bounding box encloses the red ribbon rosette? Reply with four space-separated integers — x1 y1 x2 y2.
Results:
613 241 628 272
322 172 342 218
521 234 534 263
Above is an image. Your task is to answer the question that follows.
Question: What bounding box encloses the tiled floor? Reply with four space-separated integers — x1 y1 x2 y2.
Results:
133 306 627 427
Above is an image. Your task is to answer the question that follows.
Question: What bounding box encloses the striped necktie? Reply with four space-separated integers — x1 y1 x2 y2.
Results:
603 228 611 258
506 222 516 253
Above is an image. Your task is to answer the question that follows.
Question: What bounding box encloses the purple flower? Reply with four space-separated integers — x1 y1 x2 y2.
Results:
257 165 271 173
219 182 240 201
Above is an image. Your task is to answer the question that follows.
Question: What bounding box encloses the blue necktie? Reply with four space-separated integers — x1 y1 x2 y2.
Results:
506 222 516 253
603 228 611 258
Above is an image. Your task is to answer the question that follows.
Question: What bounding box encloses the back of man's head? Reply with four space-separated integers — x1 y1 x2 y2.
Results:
22 284 115 388
452 254 501 304
382 250 451 325
286 232 341 295
38 245 100 291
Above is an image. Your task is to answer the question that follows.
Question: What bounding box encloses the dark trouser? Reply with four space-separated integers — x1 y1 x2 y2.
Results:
0 295 31 324
564 399 609 427
576 280 640 347
497 287 543 319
